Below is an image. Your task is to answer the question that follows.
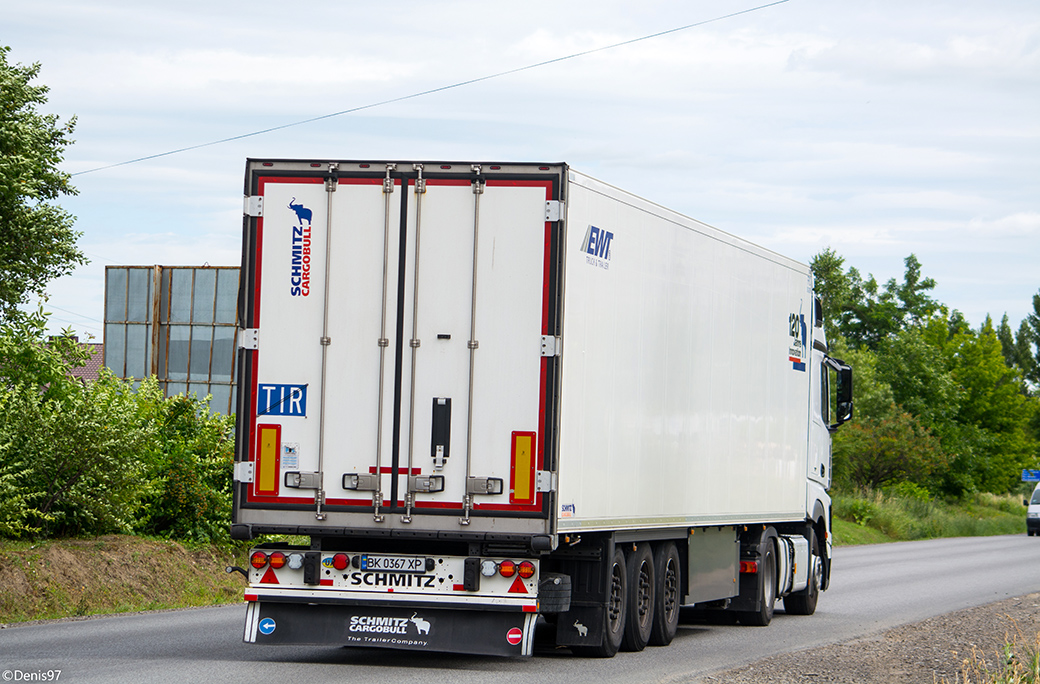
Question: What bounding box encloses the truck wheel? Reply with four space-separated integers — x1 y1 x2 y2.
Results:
648 541 681 646
621 543 654 651
783 532 821 616
737 536 776 627
572 546 627 658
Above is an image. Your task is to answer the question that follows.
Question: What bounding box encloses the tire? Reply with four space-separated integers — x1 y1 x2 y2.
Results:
621 543 654 651
783 532 821 616
737 535 776 627
648 541 681 646
572 546 627 658
538 573 572 613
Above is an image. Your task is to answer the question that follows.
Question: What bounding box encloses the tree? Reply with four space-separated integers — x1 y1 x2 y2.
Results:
810 250 939 350
809 248 853 344
1025 290 1040 387
0 46 85 323
831 410 947 491
876 326 961 430
997 313 1017 369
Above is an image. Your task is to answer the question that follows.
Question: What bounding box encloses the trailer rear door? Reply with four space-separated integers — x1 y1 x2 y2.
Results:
236 162 561 534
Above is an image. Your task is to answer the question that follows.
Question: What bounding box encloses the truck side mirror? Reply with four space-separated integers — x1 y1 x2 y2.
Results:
825 357 853 431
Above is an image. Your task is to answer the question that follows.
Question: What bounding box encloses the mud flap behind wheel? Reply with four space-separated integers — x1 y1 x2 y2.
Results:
244 601 537 656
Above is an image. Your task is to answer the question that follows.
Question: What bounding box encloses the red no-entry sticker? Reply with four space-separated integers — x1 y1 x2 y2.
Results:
506 627 523 645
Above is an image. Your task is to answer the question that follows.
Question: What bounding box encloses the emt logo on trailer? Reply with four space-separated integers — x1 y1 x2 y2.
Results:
257 383 308 416
288 197 312 297
581 225 613 270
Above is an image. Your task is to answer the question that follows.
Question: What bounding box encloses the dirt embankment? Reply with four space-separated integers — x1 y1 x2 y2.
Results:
0 535 245 624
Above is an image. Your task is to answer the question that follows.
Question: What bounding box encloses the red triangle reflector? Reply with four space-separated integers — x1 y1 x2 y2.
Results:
507 575 528 594
260 567 280 584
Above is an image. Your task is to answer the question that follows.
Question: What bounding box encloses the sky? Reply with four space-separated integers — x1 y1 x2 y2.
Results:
4 0 1039 342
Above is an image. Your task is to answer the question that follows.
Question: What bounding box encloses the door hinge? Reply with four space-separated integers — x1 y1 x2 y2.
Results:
541 335 561 357
244 196 263 217
536 470 556 493
239 328 259 350
545 200 563 222
233 462 254 484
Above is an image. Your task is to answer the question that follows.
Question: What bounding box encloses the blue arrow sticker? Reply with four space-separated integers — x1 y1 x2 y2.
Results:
258 617 276 635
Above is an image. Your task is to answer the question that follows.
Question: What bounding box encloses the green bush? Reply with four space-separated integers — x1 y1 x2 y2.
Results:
0 311 235 542
136 394 234 543
0 369 159 538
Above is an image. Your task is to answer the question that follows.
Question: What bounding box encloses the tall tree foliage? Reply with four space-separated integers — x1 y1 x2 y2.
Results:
812 249 1039 497
0 46 85 322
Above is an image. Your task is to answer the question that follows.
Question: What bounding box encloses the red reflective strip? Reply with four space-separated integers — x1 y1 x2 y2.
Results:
319 579 334 586
522 604 538 613
244 594 258 602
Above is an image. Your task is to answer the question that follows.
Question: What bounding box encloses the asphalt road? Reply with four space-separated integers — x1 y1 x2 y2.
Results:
2 535 1039 683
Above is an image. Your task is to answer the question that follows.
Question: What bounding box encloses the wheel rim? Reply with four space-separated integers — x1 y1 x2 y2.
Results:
811 554 822 595
764 553 776 604
637 561 652 626
608 561 624 630
662 557 678 621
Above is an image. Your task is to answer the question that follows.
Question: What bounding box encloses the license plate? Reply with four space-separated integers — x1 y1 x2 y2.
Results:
359 554 425 573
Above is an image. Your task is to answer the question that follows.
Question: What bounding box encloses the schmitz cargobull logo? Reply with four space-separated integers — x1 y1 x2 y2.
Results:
288 197 312 296
349 613 432 636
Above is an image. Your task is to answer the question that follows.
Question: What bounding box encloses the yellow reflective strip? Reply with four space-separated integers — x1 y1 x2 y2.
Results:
513 433 533 502
257 426 279 494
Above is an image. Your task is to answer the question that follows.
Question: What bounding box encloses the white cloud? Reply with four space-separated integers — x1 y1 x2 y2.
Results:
3 0 1038 336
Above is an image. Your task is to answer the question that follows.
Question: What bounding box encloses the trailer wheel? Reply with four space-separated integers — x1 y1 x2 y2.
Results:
620 543 654 651
572 546 627 658
737 535 776 627
783 532 821 616
648 541 681 646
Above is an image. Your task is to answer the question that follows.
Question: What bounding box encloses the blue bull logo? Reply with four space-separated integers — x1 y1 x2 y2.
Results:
288 198 312 226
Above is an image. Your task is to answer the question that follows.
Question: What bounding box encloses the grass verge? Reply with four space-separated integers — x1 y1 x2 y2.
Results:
0 535 251 624
833 489 1026 546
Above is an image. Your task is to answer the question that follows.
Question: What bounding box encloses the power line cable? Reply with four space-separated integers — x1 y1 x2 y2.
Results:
43 302 105 324
72 0 789 176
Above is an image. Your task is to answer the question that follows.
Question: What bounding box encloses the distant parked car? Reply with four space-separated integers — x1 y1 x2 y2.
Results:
1025 483 1040 537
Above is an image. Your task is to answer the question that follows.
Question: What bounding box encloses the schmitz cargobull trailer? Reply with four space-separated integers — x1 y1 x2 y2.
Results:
228 159 853 657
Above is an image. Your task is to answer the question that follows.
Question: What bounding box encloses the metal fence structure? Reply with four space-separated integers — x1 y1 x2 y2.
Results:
104 265 239 415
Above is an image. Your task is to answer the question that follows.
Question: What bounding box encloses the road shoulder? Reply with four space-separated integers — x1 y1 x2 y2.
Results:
692 592 1040 684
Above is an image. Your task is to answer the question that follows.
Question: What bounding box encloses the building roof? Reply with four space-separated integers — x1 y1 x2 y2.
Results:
69 343 105 382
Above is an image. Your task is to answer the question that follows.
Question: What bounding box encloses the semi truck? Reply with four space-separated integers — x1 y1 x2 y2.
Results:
229 159 853 657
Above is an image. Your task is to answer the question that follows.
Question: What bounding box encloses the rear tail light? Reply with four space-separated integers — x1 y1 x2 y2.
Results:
517 561 536 579
498 560 516 578
740 560 758 574
332 553 349 571
268 552 287 569
250 552 268 569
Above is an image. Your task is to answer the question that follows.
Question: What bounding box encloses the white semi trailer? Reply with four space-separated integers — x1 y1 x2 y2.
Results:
229 159 853 657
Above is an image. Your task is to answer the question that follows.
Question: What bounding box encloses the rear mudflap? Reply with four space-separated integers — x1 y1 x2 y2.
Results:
244 601 538 656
